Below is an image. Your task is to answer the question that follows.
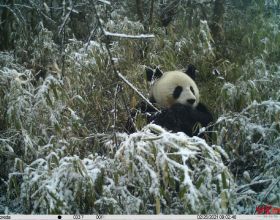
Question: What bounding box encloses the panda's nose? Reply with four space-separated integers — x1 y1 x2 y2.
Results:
187 99 195 105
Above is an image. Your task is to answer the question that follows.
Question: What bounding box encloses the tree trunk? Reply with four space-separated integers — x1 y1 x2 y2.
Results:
0 0 14 50
135 0 144 23
210 0 225 43
149 0 155 27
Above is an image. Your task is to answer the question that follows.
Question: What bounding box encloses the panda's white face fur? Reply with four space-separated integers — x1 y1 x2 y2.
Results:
150 70 199 108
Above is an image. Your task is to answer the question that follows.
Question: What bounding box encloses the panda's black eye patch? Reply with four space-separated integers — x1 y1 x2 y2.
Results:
190 86 195 95
173 86 183 99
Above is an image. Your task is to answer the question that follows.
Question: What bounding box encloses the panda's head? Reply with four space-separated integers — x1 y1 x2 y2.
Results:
146 65 199 108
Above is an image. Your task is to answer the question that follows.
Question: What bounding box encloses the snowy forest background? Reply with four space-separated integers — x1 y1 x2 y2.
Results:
0 0 280 215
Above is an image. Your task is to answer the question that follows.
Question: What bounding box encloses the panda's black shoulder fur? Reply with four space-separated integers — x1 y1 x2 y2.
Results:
149 103 213 138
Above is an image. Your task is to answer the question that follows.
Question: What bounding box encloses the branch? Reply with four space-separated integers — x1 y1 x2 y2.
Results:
104 31 155 39
98 0 111 5
58 0 73 35
113 84 121 148
117 71 159 112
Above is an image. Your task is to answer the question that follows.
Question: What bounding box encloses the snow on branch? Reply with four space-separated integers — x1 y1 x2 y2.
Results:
98 0 111 5
104 31 155 39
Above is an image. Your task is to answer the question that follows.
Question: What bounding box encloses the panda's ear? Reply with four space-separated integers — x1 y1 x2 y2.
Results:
154 67 163 79
184 64 197 80
145 67 163 82
145 67 154 82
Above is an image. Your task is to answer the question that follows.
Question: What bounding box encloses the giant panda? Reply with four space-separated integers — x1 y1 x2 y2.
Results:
126 65 213 140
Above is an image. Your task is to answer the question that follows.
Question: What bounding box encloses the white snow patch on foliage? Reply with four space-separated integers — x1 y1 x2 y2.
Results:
20 154 109 214
66 40 104 69
112 124 234 213
18 124 234 214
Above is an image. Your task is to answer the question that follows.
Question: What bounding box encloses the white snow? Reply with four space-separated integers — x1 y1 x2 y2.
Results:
104 31 155 39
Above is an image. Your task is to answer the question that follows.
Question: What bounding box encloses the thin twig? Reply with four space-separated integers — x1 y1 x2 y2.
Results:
58 0 73 35
86 24 98 50
59 0 73 77
113 84 121 148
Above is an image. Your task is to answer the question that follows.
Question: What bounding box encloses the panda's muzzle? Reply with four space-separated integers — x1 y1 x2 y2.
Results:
187 99 196 105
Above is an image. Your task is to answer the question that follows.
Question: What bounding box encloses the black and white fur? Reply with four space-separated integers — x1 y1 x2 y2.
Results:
147 66 199 108
126 65 213 139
